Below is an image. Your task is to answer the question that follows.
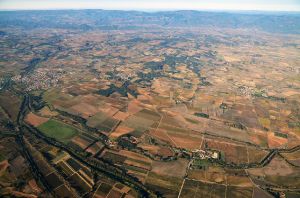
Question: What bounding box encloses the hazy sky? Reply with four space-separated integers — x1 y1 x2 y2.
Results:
1 0 300 11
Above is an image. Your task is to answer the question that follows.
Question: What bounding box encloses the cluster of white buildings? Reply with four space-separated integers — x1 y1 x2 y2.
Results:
192 149 219 160
12 69 63 91
236 85 268 98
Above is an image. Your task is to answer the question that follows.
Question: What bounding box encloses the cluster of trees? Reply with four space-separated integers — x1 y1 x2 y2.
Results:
194 112 209 118
98 81 138 97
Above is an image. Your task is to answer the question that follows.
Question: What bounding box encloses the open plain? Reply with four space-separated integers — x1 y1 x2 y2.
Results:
0 9 299 198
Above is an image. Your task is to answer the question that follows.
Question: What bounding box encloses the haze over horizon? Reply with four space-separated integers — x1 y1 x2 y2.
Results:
1 0 300 12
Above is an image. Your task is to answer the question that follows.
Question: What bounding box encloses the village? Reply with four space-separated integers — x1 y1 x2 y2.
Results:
11 68 64 91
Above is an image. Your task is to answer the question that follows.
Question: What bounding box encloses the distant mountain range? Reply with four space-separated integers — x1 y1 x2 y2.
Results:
0 9 299 34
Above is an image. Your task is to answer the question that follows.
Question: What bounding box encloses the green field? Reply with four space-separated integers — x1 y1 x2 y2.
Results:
0 153 5 162
37 119 78 143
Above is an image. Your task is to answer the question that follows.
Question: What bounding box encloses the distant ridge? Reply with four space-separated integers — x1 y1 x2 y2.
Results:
0 9 299 34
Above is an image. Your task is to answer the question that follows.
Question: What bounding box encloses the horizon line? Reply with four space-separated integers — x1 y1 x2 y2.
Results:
0 8 300 13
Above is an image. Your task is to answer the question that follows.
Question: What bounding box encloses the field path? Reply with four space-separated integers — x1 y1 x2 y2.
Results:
177 178 186 198
246 146 250 164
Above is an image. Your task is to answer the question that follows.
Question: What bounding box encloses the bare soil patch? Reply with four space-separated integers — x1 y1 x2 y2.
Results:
25 112 49 127
151 158 188 178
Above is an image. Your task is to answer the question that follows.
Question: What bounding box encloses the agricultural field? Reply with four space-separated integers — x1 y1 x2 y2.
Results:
0 91 21 122
248 156 300 188
0 137 49 197
281 150 300 166
179 178 255 198
0 106 12 131
25 112 49 126
37 119 79 143
87 111 119 133
145 172 183 197
94 181 136 198
202 137 269 164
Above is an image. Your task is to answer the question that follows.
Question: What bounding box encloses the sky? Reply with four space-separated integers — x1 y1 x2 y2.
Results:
0 0 300 11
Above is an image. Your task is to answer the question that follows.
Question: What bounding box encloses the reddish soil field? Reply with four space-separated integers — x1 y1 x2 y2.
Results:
25 112 49 127
248 156 295 178
109 125 134 139
151 159 188 178
99 103 119 117
128 170 147 184
113 111 130 121
204 138 249 164
187 169 206 181
124 159 151 170
158 147 174 158
247 147 268 163
249 132 268 147
69 102 99 118
138 143 160 155
267 132 288 149
253 187 273 198
127 100 143 115
0 160 9 176
107 189 123 198
226 175 253 187
118 150 152 164
71 136 90 150
86 142 103 155
281 150 300 166
149 129 175 146
168 133 202 150
11 191 38 198
28 179 43 194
